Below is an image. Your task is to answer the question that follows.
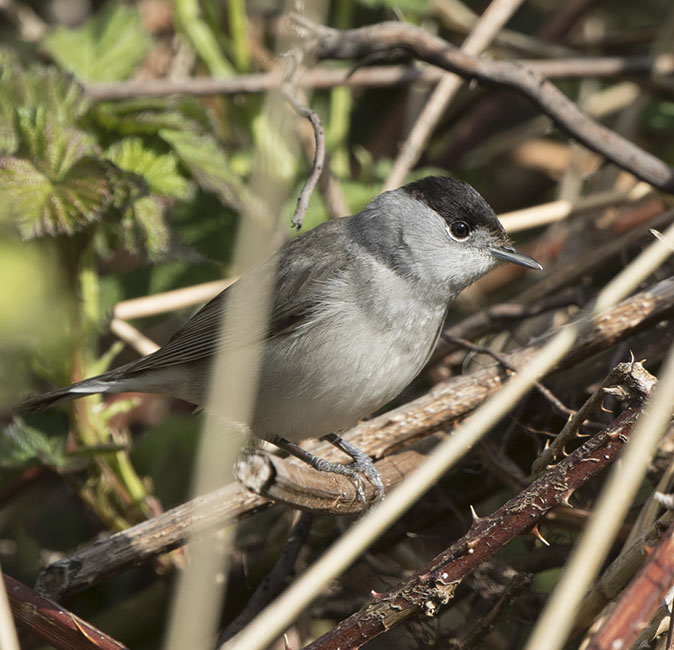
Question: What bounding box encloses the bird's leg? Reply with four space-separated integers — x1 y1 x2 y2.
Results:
273 436 384 507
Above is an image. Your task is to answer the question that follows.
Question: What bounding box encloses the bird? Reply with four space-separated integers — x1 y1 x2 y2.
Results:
16 176 541 501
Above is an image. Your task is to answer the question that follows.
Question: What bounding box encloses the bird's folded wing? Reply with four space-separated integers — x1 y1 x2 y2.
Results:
127 222 350 373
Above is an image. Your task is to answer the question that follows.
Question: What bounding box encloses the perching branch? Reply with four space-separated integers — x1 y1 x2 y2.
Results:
293 16 674 193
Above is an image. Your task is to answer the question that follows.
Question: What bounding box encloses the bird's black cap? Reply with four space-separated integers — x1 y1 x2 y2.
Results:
402 175 506 239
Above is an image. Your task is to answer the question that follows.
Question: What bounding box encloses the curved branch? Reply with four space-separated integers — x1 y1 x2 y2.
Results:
295 17 674 193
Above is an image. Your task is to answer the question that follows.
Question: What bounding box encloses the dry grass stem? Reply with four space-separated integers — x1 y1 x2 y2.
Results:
499 182 652 232
113 279 234 321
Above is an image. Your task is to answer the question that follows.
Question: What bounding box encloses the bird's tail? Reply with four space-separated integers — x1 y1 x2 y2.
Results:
13 376 116 413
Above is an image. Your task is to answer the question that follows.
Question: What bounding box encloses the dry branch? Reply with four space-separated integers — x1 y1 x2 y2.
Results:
585 522 674 650
574 512 674 632
301 405 643 650
35 276 674 600
83 56 674 101
295 17 674 192
5 574 128 650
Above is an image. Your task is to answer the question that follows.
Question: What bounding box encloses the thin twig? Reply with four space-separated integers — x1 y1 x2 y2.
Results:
109 319 159 356
444 334 575 418
498 182 652 232
280 52 326 230
113 279 234 321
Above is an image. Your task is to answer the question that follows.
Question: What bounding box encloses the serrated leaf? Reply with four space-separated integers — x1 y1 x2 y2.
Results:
118 196 170 261
0 155 113 238
106 137 193 200
0 157 52 226
23 65 90 123
0 420 67 469
133 196 171 259
0 54 89 154
93 97 213 136
15 108 97 180
160 129 242 208
44 4 152 82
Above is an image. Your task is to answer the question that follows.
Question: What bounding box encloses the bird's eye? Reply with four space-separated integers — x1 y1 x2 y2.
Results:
449 220 470 240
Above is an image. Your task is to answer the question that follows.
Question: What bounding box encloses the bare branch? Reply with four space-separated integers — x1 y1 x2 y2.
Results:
282 90 325 229
585 522 674 650
295 17 674 192
82 56 674 101
5 574 128 650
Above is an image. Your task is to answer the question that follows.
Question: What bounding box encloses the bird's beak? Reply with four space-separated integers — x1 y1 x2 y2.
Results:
489 245 542 271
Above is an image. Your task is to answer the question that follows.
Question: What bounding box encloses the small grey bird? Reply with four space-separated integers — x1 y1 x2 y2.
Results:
17 176 541 499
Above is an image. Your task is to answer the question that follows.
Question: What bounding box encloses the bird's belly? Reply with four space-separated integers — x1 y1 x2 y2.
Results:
251 305 444 442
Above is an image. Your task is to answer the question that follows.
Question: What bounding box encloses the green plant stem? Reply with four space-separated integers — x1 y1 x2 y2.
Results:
327 0 353 178
227 0 251 72
174 0 234 77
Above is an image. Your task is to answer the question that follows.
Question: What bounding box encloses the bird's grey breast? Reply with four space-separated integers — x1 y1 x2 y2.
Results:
251 229 449 442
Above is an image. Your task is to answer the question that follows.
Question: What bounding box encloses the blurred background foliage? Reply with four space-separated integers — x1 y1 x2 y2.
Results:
1 0 674 648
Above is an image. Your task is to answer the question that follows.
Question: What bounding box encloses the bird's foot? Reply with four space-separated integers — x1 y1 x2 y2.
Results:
322 433 385 504
274 435 384 509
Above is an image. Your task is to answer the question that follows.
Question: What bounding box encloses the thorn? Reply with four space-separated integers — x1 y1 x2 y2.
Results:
543 439 550 450
559 494 573 508
283 633 292 650
470 505 480 522
531 525 550 546
370 590 385 601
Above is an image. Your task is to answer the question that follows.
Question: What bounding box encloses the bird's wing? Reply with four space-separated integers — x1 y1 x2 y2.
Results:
127 220 350 373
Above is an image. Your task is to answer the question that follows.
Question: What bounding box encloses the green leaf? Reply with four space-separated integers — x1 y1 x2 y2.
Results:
0 155 114 238
133 196 171 260
0 52 89 154
44 4 152 82
0 420 67 469
175 0 234 77
15 107 97 179
106 137 193 200
93 97 213 136
118 195 170 261
0 110 114 237
160 129 243 208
